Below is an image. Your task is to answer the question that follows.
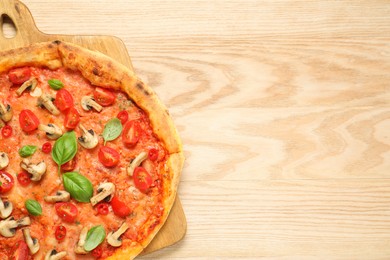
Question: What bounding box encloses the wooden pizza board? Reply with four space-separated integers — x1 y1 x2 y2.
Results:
0 0 187 256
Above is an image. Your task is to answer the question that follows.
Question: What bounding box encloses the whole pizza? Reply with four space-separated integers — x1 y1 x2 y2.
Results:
0 41 184 259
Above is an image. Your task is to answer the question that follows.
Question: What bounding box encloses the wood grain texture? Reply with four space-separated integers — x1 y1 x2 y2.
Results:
4 0 390 259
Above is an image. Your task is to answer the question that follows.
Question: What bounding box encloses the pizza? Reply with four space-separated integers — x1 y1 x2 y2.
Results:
0 41 184 259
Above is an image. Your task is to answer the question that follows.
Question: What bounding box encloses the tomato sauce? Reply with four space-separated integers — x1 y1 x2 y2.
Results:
0 67 166 259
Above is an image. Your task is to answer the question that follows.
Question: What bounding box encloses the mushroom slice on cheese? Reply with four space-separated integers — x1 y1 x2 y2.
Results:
16 77 37 96
22 228 40 255
74 226 88 254
0 103 13 122
0 216 30 237
78 124 98 149
127 151 148 177
81 96 102 112
38 123 62 140
44 190 70 203
44 250 67 260
38 94 60 115
107 222 129 247
20 159 47 181
90 182 115 206
0 197 13 219
0 152 9 170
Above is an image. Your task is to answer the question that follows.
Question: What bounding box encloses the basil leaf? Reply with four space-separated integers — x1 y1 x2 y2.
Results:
62 172 93 203
102 118 122 145
48 79 64 90
52 131 77 168
25 199 42 216
84 225 106 251
18 145 37 157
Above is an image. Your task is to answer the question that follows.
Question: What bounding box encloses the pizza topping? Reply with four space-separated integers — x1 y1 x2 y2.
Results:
55 202 78 223
8 67 32 85
54 225 66 241
84 225 106 251
11 240 29 260
25 199 42 216
44 249 67 260
90 182 115 206
20 159 47 181
16 77 38 96
110 196 131 218
0 216 30 237
0 198 13 219
93 87 116 106
127 151 148 177
44 190 70 203
122 120 141 147
107 222 129 247
38 123 63 140
30 86 43 97
1 125 12 138
133 167 153 192
0 153 9 170
148 147 159 161
74 226 88 254
41 142 52 154
22 227 40 255
19 109 40 133
0 103 13 122
62 172 93 202
98 146 120 167
0 171 13 193
60 157 77 172
77 124 98 149
64 107 80 130
17 171 32 186
81 96 103 112
18 145 37 158
54 89 74 112
37 94 60 115
117 110 129 125
48 79 64 90
95 202 109 215
52 131 77 170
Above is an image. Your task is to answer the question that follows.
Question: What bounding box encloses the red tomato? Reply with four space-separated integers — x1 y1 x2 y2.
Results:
133 167 152 192
110 196 131 218
17 172 31 187
54 89 74 112
54 225 67 241
8 67 31 85
64 107 80 130
148 148 159 161
122 121 141 147
117 110 129 125
10 240 29 260
93 87 116 106
41 142 52 154
19 109 39 133
91 245 103 258
61 156 77 172
95 202 109 215
98 146 120 167
1 125 12 138
0 171 14 194
55 202 78 223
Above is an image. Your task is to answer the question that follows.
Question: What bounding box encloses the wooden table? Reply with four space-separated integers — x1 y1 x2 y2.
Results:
6 1 390 259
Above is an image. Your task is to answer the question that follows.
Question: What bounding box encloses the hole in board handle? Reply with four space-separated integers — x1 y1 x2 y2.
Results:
1 14 17 39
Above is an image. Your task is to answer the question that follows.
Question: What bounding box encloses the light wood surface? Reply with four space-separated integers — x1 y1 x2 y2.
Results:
3 0 390 259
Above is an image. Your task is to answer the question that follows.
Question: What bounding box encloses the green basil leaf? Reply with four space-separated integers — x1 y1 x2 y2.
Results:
84 225 106 251
102 118 122 145
48 79 64 90
18 145 37 157
62 172 93 203
25 199 42 216
52 131 77 167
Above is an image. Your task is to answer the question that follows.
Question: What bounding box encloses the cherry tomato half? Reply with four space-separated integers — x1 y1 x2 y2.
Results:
0 171 14 194
8 67 31 85
54 225 67 241
98 146 120 167
11 240 29 260
1 125 12 138
19 109 39 133
93 87 116 106
133 167 152 192
148 148 159 161
122 121 141 147
64 107 80 130
61 156 77 172
54 89 74 112
42 142 52 154
91 245 103 258
110 196 131 218
55 202 78 223
117 110 129 125
17 172 31 187
95 202 109 215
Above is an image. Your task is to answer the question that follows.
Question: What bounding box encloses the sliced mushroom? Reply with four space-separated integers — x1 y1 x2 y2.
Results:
0 198 13 219
90 182 115 206
38 123 62 140
44 249 67 260
74 226 88 254
81 96 102 112
37 94 60 115
20 159 47 181
0 120 4 129
22 228 40 254
0 216 30 237
0 152 9 170
77 124 98 149
127 151 148 177
107 222 129 247
0 103 13 122
44 190 70 203
16 77 37 96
